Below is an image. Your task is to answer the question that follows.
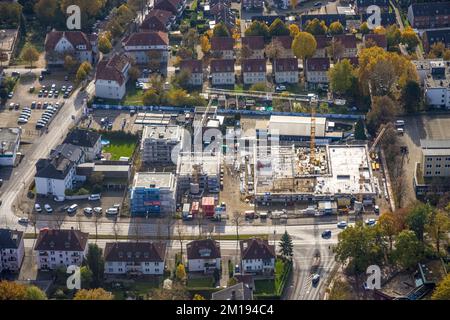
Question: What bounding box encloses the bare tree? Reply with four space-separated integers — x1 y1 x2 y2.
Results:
76 214 83 231
176 222 185 261
54 213 65 230
231 211 244 256
113 220 121 242
196 211 205 239
93 214 101 243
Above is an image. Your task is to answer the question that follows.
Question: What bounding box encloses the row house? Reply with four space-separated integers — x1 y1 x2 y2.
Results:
313 35 330 58
242 36 265 59
273 58 299 84
240 238 275 275
63 128 101 162
210 59 235 85
35 144 85 197
104 242 166 275
44 30 97 66
187 239 221 273
305 57 330 87
241 58 266 85
154 0 186 17
34 229 89 270
272 36 294 58
180 59 203 86
363 33 388 50
422 29 450 53
0 229 24 273
140 9 175 32
210 3 236 30
333 34 358 58
408 2 450 29
355 0 390 14
242 0 264 11
211 36 235 59
94 54 131 100
122 31 170 65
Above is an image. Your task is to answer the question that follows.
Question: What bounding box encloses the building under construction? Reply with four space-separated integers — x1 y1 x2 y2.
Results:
252 144 376 204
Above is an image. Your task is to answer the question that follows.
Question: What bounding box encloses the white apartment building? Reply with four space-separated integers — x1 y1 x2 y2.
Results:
94 54 131 100
141 125 183 164
34 229 89 270
210 59 235 86
0 229 25 273
187 239 221 273
423 61 450 109
63 129 102 162
240 238 275 274
305 58 330 86
241 59 266 85
122 31 170 64
273 58 299 84
421 139 450 178
211 37 235 59
104 242 166 275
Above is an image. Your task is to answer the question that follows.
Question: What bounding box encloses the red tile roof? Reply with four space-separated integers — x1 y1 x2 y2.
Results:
187 239 221 260
180 59 203 73
34 229 89 252
211 37 234 51
315 35 331 49
306 57 330 71
123 31 169 48
242 58 266 73
240 238 275 260
210 59 235 73
45 30 92 52
95 54 130 85
364 33 387 48
273 58 298 72
104 242 166 262
333 34 357 48
242 36 265 50
141 9 173 31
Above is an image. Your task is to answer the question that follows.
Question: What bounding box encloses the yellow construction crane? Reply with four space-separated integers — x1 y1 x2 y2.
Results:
309 94 318 166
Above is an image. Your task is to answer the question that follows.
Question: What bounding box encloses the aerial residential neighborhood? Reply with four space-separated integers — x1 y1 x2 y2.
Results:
0 0 450 303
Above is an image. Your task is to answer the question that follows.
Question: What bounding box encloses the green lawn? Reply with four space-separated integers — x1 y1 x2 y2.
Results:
254 279 275 295
123 85 144 106
102 136 137 160
187 276 215 288
254 259 291 297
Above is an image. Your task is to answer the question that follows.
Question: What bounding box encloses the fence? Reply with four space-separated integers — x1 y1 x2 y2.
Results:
92 104 365 121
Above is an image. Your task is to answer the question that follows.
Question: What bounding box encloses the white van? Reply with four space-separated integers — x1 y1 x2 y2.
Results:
67 204 78 213
88 194 101 201
106 207 118 215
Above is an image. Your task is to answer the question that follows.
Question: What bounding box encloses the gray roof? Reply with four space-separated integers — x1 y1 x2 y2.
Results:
420 139 450 149
0 229 24 249
36 144 84 180
211 282 253 300
64 129 101 148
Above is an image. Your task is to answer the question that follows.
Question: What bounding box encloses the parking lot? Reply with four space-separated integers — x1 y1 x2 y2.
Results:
80 109 139 133
1 71 75 142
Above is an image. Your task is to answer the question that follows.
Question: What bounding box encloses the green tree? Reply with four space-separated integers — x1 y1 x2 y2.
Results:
0 2 22 27
432 274 450 300
378 211 397 251
249 82 269 92
98 35 112 54
354 119 367 140
334 222 384 274
76 67 87 83
21 43 40 68
143 88 160 105
401 80 421 113
426 210 450 255
406 203 432 242
80 266 94 289
172 69 192 90
360 22 370 35
268 18 290 37
401 26 420 51
213 22 231 37
128 66 140 82
166 88 189 106
386 24 401 50
292 32 317 63
85 244 104 288
304 18 327 36
73 288 113 300
176 263 186 280
64 55 77 73
329 21 344 35
279 231 294 259
328 58 355 95
193 294 205 300
393 230 423 270
366 96 397 134
0 281 27 300
25 286 47 300
34 0 59 24
244 21 270 40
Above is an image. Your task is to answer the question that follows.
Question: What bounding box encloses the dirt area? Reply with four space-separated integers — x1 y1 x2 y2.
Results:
80 109 139 133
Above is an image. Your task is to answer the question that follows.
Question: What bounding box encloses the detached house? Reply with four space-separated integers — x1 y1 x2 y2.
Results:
104 242 166 275
271 36 294 58
305 57 330 87
408 2 450 29
242 36 265 59
210 59 235 85
0 229 24 273
332 34 358 58
63 129 101 162
140 9 174 32
34 229 89 270
122 31 170 65
95 54 131 100
180 59 203 86
273 58 298 84
34 144 85 197
240 238 275 274
186 239 221 273
241 58 266 85
44 30 97 66
154 0 186 17
211 37 235 59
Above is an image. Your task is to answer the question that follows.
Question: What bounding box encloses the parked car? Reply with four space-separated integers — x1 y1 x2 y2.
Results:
34 203 42 212
374 205 380 214
312 274 320 284
88 194 101 201
321 230 332 238
106 207 118 215
84 207 93 215
337 221 347 228
44 204 53 213
93 207 103 214
275 85 286 92
67 204 78 213
18 218 29 224
365 218 376 226
8 92 13 99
